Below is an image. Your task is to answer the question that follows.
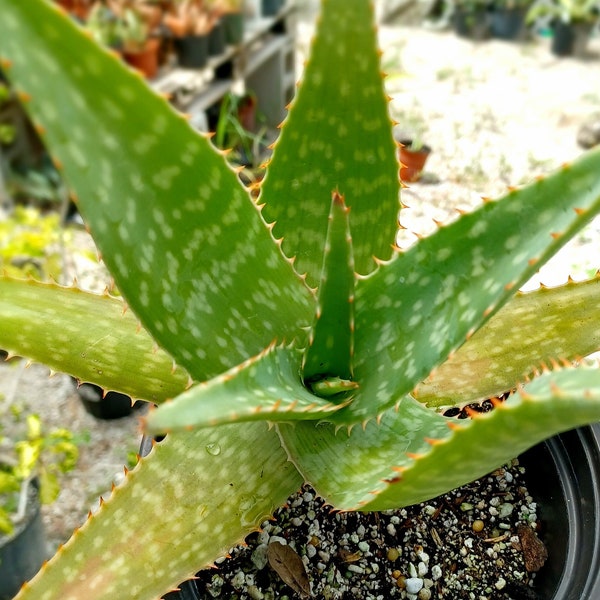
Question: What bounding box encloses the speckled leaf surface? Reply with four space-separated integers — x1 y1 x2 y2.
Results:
0 278 189 403
341 152 600 423
145 344 346 433
415 277 600 406
16 422 302 600
303 192 356 383
280 367 600 511
0 0 313 382
259 0 400 287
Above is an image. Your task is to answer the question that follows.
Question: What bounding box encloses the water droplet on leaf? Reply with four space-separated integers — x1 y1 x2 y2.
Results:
205 443 221 456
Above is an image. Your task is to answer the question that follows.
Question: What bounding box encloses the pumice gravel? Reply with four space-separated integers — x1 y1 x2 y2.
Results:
190 459 545 599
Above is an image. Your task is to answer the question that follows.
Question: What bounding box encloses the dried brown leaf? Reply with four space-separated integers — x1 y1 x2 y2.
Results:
267 541 312 597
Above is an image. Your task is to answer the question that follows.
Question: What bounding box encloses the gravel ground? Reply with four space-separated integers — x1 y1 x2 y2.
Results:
2 5 600 599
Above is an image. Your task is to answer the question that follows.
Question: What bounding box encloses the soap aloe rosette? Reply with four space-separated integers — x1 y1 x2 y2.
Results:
0 0 599 598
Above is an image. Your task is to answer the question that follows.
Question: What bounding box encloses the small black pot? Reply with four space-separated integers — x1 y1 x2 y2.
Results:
261 0 284 17
222 12 244 45
0 481 47 600
520 425 600 598
490 7 525 39
76 382 138 420
208 21 226 57
551 21 576 56
174 34 209 69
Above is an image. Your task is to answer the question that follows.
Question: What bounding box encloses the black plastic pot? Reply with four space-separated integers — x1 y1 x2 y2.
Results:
490 7 525 39
222 13 244 45
76 381 139 420
551 21 576 56
0 481 47 600
174 34 209 69
208 21 226 57
262 0 284 17
519 425 600 598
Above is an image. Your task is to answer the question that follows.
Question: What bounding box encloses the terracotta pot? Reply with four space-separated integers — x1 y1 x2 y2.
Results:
123 37 161 79
55 0 90 20
398 139 431 183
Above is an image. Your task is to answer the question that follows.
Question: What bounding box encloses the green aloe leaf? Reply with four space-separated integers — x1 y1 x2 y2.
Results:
280 366 600 511
303 191 356 385
341 152 600 423
0 278 189 402
415 276 600 407
0 1 313 382
16 423 302 600
260 0 400 287
145 343 347 433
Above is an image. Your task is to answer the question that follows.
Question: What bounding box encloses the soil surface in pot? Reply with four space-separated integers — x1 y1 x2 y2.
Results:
189 460 545 599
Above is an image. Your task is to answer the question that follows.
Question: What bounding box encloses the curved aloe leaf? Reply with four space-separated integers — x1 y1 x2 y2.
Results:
0 1 314 382
145 343 347 433
280 366 600 510
0 278 189 402
17 423 302 600
415 276 600 406
259 0 400 287
340 154 600 423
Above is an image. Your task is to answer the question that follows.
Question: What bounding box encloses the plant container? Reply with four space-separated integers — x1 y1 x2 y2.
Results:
76 381 138 420
0 481 47 600
519 425 600 598
123 37 161 79
174 34 209 69
490 7 525 39
222 12 244 45
208 20 226 56
261 0 284 17
398 139 432 183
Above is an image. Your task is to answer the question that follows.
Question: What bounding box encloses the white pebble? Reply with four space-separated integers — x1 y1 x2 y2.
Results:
495 577 507 590
417 562 428 577
405 578 424 594
431 565 442 580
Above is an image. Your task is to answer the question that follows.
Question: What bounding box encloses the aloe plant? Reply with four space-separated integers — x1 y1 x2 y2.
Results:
0 0 599 598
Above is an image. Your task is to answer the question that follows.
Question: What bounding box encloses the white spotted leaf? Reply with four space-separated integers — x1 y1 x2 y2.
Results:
145 343 347 433
338 153 600 423
259 0 400 288
279 367 600 510
414 277 600 407
0 278 189 403
0 1 313 383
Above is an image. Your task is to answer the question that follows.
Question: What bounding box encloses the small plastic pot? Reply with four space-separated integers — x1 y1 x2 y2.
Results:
76 381 138 420
174 34 209 69
0 481 47 600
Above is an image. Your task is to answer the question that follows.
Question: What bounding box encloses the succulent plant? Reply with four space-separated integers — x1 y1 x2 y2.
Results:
0 0 599 598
